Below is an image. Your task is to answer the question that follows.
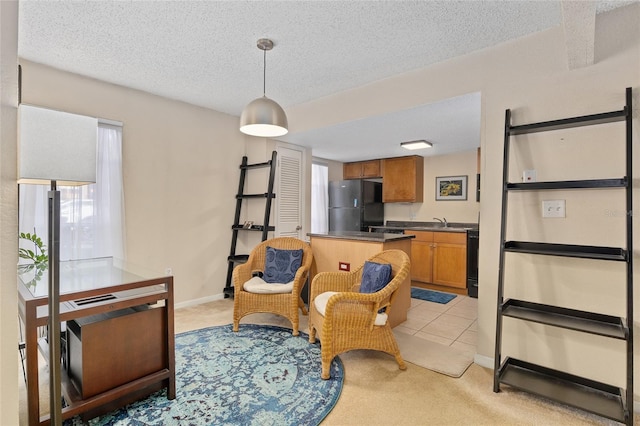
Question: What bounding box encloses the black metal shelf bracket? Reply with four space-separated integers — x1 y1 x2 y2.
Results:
224 151 277 298
493 88 633 425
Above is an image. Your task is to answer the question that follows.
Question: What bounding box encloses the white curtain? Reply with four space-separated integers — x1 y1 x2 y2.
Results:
311 162 328 233
19 123 126 261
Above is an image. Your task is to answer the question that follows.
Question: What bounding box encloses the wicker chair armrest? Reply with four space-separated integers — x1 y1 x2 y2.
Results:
310 271 358 300
290 264 311 294
323 291 384 330
232 260 257 290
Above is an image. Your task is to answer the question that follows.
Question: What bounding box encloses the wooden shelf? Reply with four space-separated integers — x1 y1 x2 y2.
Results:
502 299 627 339
498 358 627 424
503 241 627 261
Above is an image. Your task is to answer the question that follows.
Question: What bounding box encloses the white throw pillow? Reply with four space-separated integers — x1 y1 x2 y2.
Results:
314 291 388 326
243 276 294 294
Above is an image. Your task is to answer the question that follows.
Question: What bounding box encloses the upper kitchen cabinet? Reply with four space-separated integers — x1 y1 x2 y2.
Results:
343 159 381 179
382 155 424 202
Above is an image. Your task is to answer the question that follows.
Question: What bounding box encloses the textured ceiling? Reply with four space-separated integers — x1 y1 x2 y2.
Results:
18 0 634 162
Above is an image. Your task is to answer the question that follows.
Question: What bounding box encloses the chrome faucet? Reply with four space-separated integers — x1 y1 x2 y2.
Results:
433 217 448 227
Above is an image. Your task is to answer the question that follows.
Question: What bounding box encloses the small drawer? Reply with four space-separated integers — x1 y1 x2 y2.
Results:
405 230 433 242
433 231 466 245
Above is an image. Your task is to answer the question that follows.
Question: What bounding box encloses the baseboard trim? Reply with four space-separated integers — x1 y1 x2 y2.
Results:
174 293 225 310
474 354 640 413
473 353 493 369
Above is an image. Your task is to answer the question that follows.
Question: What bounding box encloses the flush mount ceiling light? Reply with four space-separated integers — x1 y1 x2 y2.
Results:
240 38 288 138
401 140 433 150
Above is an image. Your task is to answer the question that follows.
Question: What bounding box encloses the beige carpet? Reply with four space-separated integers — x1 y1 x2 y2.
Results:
394 330 473 378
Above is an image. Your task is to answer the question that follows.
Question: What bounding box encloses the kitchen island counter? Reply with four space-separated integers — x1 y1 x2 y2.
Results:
307 231 415 242
308 231 412 327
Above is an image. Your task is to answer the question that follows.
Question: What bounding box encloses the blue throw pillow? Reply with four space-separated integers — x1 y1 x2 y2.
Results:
263 246 303 284
359 261 392 293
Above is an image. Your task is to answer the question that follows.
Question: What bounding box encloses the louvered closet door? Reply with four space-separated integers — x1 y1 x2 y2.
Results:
276 146 303 238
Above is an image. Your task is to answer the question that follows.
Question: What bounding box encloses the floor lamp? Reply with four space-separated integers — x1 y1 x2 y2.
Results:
18 105 97 425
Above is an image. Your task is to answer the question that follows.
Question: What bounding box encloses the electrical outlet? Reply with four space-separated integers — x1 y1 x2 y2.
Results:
542 200 565 218
338 262 350 272
523 169 537 182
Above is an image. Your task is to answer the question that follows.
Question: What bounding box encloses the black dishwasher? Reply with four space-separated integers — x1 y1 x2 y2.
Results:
466 229 479 298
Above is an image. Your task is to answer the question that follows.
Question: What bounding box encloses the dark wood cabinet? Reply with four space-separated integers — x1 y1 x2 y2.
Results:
382 156 424 202
343 159 381 179
67 306 167 399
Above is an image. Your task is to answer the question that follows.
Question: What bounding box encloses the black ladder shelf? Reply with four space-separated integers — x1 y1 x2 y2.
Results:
224 150 277 298
493 88 633 425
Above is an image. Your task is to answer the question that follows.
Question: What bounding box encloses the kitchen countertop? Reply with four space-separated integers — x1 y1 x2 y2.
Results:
369 221 479 233
307 231 415 242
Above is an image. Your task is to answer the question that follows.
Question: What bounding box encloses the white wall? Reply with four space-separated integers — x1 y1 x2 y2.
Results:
384 149 480 223
20 60 246 306
285 4 640 397
0 2 19 424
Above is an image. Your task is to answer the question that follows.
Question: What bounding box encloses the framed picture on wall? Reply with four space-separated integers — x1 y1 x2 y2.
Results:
436 175 468 201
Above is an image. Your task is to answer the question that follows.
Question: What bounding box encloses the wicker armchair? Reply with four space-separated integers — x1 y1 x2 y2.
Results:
309 249 411 379
233 237 313 336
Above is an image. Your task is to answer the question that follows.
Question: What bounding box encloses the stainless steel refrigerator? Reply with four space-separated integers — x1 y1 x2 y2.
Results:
328 180 384 232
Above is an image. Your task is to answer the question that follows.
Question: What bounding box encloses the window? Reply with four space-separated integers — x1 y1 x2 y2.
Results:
311 161 328 233
19 122 125 261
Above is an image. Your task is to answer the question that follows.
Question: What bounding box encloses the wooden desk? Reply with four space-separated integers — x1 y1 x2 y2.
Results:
18 257 175 426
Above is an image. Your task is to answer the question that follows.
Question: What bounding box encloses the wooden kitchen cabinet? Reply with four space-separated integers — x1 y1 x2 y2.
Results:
382 156 424 202
343 159 381 179
405 231 433 282
432 232 467 289
405 230 467 294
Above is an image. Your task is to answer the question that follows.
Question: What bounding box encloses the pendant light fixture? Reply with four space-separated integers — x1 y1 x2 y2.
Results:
240 38 288 137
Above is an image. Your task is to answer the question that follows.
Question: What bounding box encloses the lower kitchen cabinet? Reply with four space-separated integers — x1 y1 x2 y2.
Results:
405 230 467 294
406 231 434 282
432 232 467 289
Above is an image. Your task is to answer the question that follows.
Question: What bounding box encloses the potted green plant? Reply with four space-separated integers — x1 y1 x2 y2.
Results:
18 231 48 286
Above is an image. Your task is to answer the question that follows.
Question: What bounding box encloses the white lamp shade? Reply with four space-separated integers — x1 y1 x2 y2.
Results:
240 96 288 137
18 105 98 185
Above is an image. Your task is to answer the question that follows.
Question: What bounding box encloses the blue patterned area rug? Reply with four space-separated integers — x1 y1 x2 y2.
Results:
65 324 343 426
411 288 457 304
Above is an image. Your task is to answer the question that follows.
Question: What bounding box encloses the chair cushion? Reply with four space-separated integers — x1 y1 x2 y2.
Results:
314 291 388 326
359 261 392 294
243 276 294 294
263 247 304 284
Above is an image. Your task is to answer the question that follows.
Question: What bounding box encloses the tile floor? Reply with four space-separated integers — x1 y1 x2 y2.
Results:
395 291 478 356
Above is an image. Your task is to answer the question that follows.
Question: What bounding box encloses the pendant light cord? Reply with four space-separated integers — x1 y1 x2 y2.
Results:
263 47 267 96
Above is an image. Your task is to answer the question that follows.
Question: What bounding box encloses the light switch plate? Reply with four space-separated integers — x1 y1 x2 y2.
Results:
542 200 565 218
